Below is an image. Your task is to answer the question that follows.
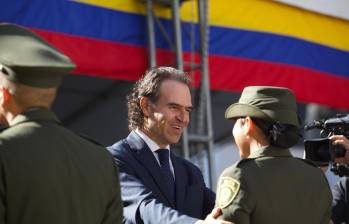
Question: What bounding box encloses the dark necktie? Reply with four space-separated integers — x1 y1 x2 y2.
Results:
156 149 175 203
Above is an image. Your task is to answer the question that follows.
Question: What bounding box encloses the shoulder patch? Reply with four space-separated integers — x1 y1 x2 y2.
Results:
217 177 240 208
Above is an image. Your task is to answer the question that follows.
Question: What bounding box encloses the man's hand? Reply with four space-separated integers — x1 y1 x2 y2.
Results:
201 207 234 224
330 135 349 164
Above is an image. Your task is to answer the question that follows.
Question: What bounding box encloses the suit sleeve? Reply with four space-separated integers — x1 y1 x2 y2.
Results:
202 186 215 216
102 156 123 224
331 177 348 224
113 150 198 224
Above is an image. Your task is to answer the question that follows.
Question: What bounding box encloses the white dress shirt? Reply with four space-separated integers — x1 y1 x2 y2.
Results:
136 129 203 224
135 129 175 178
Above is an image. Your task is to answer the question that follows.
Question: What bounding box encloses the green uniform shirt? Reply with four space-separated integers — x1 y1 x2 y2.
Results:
0 108 122 224
216 146 332 224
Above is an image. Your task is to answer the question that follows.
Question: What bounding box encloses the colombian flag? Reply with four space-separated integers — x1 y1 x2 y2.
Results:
1 0 349 110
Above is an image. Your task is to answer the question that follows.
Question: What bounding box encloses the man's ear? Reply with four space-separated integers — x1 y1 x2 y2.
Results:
0 87 11 106
139 96 151 117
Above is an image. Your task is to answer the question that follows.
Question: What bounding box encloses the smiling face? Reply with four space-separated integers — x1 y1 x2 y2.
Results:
141 79 192 148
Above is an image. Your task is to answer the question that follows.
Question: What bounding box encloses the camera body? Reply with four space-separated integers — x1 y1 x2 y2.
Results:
304 114 349 176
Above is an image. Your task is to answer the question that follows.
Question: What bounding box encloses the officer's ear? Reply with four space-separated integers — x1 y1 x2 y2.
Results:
140 96 151 117
244 116 255 135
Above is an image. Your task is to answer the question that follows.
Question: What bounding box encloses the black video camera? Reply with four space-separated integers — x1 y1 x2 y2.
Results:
304 114 349 176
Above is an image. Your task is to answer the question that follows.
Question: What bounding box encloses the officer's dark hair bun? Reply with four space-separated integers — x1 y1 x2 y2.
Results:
252 118 300 148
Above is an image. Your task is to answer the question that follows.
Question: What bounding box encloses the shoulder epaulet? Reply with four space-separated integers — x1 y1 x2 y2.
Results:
78 133 104 147
295 158 318 168
235 158 255 168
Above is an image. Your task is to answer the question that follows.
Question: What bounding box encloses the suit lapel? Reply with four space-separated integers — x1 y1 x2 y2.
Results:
126 131 175 207
171 152 188 211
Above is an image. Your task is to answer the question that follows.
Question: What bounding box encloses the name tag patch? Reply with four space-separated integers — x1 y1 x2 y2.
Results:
217 177 240 208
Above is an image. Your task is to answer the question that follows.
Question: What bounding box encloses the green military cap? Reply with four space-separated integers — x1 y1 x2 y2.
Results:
0 23 75 88
225 86 300 127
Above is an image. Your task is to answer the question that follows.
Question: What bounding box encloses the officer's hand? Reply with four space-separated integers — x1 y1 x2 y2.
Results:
201 207 234 224
330 135 349 165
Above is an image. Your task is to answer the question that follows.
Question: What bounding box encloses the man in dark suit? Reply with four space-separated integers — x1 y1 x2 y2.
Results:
0 23 122 224
108 67 232 224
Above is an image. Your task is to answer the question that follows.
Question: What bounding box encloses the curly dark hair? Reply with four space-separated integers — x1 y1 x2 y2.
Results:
127 67 191 131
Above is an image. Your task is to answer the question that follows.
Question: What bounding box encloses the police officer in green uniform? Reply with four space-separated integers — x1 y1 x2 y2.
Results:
216 86 332 224
0 23 122 224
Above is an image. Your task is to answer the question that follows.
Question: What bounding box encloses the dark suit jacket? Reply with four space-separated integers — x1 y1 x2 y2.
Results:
108 131 215 224
0 108 122 224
